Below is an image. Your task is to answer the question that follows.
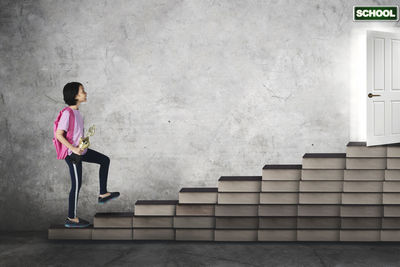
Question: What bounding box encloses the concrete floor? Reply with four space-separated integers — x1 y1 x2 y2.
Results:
1 232 400 266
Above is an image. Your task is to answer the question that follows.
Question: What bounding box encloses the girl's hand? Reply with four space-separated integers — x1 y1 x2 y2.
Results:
71 146 83 155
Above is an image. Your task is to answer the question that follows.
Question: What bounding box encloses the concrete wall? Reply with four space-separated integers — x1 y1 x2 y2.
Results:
1 0 399 230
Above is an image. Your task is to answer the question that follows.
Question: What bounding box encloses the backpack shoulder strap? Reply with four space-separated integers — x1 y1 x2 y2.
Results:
65 107 75 140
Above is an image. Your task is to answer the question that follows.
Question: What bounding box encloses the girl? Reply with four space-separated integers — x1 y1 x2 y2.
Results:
56 82 120 228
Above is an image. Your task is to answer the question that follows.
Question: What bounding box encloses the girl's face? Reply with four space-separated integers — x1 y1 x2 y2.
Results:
75 85 87 103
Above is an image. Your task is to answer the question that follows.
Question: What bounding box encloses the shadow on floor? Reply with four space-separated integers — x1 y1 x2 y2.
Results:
1 231 400 266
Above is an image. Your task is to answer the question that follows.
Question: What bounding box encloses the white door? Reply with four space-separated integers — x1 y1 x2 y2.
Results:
367 30 400 146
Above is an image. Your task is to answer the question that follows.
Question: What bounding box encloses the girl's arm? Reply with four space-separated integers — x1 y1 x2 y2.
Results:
56 129 82 155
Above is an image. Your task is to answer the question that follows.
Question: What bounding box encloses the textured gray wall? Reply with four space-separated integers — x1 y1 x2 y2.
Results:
1 0 399 230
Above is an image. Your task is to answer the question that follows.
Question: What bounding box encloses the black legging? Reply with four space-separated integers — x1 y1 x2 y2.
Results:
64 148 110 218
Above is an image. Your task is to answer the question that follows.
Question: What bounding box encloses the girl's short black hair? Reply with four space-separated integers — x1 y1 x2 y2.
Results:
63 82 82 106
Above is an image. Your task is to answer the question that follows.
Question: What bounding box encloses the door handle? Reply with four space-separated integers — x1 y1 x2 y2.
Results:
368 93 381 98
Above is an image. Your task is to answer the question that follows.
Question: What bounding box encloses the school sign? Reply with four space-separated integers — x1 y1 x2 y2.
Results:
354 6 399 21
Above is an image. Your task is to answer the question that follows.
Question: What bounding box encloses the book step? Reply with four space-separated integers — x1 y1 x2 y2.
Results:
94 204 400 229
216 217 258 229
382 217 400 228
261 180 299 192
48 224 400 241
90 213 394 231
341 205 383 217
214 229 258 242
388 159 400 169
344 170 384 181
259 217 297 229
179 187 218 204
386 170 400 180
302 153 346 169
302 169 344 181
215 204 258 217
340 230 381 241
345 141 400 167
94 212 134 228
259 204 298 216
346 142 387 157
175 182 400 202
344 170 400 181
134 200 178 216
48 225 93 240
260 192 298 204
341 217 381 229
218 176 261 192
176 229 214 241
346 158 387 170
93 228 133 240
384 205 400 216
298 204 340 217
258 229 297 241
296 229 385 242
381 230 400 241
299 181 343 192
218 192 260 204
298 229 340 241
176 204 215 216
257 217 358 230
174 216 215 228
383 181 400 192
299 192 341 204
133 229 175 240
134 216 174 228
343 181 383 192
345 170 400 181
262 165 302 181
298 169 400 182
298 217 341 229
49 139 400 241
259 229 394 242
263 229 385 242
162 203 400 217
342 193 382 204
383 193 400 204
95 212 223 229
386 143 400 157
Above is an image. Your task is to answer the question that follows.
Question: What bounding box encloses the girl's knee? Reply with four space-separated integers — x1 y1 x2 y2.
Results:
103 156 110 165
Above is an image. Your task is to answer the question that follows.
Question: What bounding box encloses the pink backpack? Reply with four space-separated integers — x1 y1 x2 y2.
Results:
53 107 75 159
